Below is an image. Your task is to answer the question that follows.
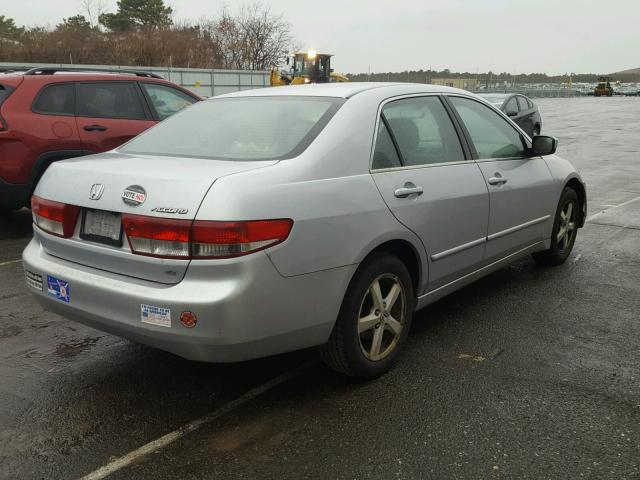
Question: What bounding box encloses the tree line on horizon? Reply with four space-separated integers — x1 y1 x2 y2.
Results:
0 0 292 70
1 1 637 82
347 69 640 85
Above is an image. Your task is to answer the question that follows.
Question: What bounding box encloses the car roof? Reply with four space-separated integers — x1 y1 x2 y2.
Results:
22 72 164 81
216 82 473 99
0 70 175 85
478 93 512 99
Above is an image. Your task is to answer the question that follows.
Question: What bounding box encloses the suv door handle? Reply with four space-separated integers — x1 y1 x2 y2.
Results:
84 124 107 132
394 184 423 198
488 174 507 186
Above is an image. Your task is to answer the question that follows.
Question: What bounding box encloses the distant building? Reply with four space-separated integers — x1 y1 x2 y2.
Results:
430 78 479 90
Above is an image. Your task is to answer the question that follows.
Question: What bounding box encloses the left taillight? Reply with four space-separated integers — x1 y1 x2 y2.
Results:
31 195 80 238
122 214 293 260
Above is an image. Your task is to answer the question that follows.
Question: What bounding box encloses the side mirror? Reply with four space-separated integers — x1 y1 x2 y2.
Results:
531 135 558 156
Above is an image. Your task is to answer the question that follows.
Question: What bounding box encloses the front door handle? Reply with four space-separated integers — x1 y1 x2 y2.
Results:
488 174 507 186
394 184 424 198
84 124 107 132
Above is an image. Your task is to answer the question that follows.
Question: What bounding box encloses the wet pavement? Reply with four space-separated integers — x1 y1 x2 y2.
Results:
1 97 639 479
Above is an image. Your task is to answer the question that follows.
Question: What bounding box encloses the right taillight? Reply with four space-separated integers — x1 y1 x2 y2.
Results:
31 195 80 238
122 215 191 259
122 215 292 260
191 220 293 259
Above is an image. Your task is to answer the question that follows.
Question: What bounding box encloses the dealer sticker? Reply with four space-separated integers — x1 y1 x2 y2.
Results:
47 275 70 303
141 304 171 328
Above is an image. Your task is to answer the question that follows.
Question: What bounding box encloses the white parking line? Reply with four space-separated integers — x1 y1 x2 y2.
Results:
0 259 22 267
587 195 640 223
80 359 316 480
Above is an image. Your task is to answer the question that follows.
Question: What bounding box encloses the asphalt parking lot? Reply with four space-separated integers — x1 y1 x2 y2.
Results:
1 96 639 480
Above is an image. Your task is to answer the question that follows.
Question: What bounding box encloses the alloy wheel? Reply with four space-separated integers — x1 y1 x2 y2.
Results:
556 200 577 251
357 274 406 361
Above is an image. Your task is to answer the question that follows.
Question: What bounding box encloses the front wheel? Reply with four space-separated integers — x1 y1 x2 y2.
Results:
320 253 414 379
532 187 579 266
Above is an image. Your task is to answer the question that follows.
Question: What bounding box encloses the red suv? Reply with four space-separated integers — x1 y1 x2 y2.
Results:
0 68 201 212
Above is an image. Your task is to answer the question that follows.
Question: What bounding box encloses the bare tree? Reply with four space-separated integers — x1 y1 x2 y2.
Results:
79 0 106 28
210 3 292 70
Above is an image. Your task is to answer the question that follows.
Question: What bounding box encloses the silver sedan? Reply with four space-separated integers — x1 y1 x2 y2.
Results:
23 83 586 378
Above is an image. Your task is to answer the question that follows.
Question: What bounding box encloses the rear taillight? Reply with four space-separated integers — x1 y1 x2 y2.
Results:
191 220 294 259
122 215 293 260
31 196 80 238
122 215 191 258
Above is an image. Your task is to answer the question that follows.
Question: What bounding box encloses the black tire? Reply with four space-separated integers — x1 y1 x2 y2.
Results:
532 187 579 266
320 253 414 379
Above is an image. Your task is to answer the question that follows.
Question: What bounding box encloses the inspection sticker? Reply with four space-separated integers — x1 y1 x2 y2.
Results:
47 275 70 303
141 304 171 328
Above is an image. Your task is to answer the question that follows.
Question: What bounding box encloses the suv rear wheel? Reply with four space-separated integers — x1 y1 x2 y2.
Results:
320 253 414 379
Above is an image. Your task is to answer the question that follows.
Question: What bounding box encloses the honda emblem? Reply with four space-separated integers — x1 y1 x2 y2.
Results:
89 183 105 200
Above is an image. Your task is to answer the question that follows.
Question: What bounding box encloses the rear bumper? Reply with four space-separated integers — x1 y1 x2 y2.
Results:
0 178 29 210
22 238 355 362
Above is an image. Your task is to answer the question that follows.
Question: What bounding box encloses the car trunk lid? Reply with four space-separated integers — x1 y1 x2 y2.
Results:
34 152 277 284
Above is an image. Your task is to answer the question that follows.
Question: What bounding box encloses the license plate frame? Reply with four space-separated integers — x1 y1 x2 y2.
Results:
80 208 123 247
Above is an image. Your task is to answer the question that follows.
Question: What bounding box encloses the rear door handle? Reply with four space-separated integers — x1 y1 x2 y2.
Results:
84 124 107 132
488 175 507 186
394 185 423 198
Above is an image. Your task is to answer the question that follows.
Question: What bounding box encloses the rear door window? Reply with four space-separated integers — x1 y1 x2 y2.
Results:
504 97 518 115
77 82 146 120
372 120 402 169
449 96 527 159
0 84 15 104
33 83 75 116
517 96 530 112
141 83 197 120
381 96 465 166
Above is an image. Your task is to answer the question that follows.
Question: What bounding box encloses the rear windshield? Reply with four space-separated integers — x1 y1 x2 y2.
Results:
120 96 344 161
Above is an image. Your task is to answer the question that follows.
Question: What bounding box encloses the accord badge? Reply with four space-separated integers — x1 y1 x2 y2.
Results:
151 207 189 215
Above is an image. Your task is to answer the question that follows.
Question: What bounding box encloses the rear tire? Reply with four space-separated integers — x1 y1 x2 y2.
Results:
320 253 414 379
532 187 579 266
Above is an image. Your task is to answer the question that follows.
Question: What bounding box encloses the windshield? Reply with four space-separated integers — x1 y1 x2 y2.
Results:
120 96 344 161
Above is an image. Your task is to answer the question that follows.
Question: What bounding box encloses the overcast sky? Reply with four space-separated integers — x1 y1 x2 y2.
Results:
4 0 639 74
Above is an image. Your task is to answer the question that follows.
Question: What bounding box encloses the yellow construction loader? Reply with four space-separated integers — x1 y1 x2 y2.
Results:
271 50 349 86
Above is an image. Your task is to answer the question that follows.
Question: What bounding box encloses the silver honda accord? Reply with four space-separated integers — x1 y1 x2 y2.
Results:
23 83 586 378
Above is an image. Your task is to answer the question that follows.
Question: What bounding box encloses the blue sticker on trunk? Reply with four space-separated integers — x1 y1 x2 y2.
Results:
47 275 70 303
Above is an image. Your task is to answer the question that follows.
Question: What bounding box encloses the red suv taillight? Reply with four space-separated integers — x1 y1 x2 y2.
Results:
31 196 80 238
122 215 293 260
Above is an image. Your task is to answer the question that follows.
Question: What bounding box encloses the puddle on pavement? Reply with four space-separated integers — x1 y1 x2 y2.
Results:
54 337 102 359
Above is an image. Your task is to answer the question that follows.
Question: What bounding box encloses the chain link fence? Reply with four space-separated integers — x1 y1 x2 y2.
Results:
0 63 271 97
